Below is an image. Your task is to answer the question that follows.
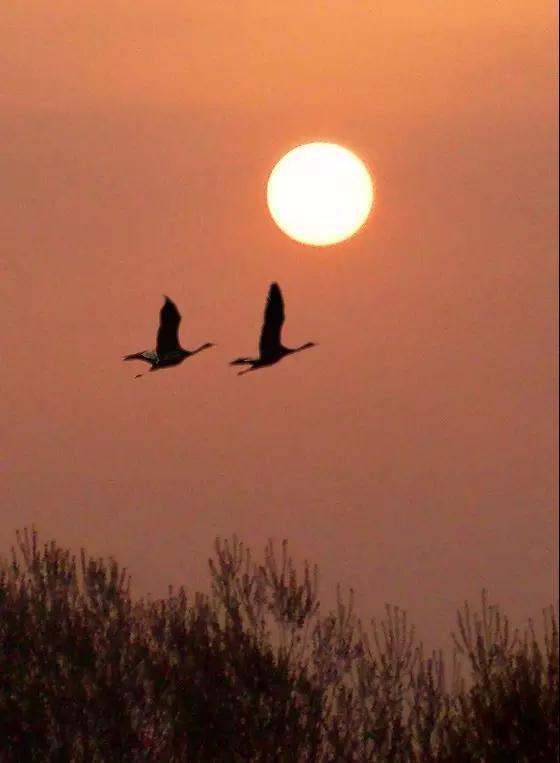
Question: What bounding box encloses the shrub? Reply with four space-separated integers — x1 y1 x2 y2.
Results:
0 528 557 762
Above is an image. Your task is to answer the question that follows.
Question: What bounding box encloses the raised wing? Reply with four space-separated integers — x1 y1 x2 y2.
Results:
259 283 284 359
156 296 182 356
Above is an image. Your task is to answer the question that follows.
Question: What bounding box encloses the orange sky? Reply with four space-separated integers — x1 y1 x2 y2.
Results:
1 1 557 646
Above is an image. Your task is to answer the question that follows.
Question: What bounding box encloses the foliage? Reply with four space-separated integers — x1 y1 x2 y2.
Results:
0 529 557 762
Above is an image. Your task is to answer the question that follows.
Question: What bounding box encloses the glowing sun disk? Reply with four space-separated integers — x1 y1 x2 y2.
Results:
266 142 374 246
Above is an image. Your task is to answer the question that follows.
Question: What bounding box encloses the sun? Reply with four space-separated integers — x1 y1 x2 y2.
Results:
266 142 374 247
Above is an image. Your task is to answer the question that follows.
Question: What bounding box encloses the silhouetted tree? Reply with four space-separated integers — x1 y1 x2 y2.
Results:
0 528 557 761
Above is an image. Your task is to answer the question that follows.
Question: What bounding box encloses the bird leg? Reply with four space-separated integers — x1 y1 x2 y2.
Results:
237 366 257 376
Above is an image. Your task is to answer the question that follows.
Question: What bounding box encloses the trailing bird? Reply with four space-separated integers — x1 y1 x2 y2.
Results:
123 296 214 378
230 283 316 376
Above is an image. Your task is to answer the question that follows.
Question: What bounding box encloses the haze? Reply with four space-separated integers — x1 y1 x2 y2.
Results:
1 1 557 646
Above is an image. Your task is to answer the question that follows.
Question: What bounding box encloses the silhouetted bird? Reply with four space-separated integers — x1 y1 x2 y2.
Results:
230 283 316 376
124 296 214 378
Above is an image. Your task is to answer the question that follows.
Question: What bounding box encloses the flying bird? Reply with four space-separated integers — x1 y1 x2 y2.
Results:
230 283 316 376
123 296 214 378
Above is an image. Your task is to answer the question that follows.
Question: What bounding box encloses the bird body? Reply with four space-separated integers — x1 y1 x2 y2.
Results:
230 283 316 375
124 296 214 377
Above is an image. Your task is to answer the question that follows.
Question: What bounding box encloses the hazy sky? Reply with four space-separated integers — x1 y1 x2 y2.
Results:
1 2 557 646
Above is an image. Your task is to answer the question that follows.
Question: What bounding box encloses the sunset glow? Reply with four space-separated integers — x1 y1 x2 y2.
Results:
1 1 556 706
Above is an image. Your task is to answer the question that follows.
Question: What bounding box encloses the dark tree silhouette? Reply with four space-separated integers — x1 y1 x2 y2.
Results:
0 528 557 761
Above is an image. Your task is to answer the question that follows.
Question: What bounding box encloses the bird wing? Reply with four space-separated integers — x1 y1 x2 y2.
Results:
259 283 284 359
156 297 182 356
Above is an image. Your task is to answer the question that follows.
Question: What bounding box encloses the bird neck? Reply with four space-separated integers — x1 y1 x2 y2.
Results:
191 343 212 355
293 342 314 353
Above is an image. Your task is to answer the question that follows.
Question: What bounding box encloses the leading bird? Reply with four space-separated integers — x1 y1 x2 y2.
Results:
124 296 214 378
230 283 316 376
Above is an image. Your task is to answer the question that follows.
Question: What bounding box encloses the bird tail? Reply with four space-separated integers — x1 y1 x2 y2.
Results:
230 358 253 366
123 352 144 361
